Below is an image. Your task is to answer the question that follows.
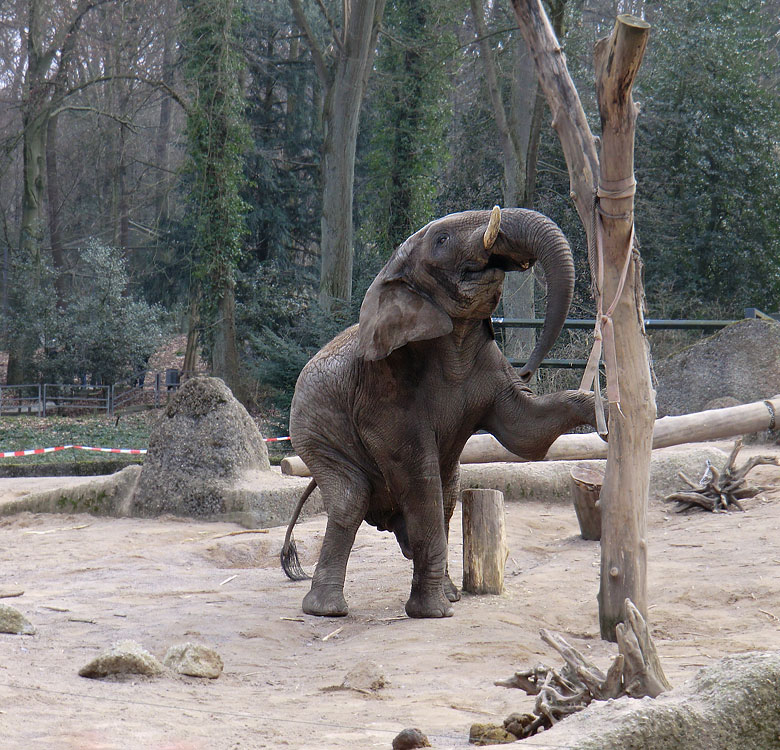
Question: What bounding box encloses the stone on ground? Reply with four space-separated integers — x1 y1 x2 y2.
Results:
341 660 388 692
392 727 431 750
163 642 223 678
0 603 35 635
78 640 164 679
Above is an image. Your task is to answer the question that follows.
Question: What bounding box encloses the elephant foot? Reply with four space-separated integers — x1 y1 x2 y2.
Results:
405 588 454 619
443 574 461 603
303 584 348 617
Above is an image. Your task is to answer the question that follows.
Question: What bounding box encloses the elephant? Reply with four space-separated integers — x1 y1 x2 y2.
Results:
281 206 597 619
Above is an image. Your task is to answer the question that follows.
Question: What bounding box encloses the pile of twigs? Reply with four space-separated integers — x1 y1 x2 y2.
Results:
664 438 778 513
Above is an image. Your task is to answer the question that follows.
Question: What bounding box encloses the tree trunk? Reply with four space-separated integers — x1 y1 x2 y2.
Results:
182 290 201 376
289 0 386 316
512 1 651 642
211 282 243 401
318 76 362 316
154 7 175 226
46 110 68 305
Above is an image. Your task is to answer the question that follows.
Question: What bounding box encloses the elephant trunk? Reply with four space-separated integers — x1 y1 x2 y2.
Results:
492 208 575 381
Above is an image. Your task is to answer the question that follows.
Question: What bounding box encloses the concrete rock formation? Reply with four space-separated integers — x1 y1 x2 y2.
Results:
129 376 271 517
655 319 780 417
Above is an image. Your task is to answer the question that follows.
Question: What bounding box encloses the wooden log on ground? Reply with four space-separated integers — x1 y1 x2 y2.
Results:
461 489 507 595
279 395 780 477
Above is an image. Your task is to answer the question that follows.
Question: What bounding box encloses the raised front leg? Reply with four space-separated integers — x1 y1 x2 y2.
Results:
483 371 597 461
302 469 370 617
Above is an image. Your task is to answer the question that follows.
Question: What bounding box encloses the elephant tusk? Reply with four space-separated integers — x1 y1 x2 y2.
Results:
483 205 501 250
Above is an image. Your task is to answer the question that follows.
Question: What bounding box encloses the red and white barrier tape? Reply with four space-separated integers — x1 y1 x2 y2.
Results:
0 436 291 458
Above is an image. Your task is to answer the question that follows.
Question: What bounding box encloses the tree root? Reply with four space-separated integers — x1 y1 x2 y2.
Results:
664 438 778 513
495 599 670 740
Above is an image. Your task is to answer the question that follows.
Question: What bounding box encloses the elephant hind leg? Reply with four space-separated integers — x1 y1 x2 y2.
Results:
302 469 370 618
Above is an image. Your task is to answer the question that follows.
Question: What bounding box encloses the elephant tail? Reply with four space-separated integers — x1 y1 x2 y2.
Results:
280 478 317 581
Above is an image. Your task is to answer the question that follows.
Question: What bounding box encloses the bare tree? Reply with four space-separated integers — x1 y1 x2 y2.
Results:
288 0 386 316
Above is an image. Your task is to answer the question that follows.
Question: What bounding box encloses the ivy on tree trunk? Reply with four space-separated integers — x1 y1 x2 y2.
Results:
180 0 249 400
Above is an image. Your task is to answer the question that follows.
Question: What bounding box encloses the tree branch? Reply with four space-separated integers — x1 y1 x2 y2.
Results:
288 0 331 89
510 0 598 228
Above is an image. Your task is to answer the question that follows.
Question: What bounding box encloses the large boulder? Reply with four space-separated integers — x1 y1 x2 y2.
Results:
129 376 271 517
654 319 780 417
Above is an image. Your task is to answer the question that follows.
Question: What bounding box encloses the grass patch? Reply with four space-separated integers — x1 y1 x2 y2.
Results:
0 413 156 466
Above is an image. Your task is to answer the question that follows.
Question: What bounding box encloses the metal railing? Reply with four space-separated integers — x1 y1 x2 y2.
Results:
0 384 43 415
493 308 778 370
0 368 207 417
41 384 111 416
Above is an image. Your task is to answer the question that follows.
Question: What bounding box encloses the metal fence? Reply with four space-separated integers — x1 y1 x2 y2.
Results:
0 368 205 417
492 308 779 370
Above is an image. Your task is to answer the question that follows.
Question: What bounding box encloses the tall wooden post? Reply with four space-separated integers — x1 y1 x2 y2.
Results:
511 2 651 641
593 17 652 641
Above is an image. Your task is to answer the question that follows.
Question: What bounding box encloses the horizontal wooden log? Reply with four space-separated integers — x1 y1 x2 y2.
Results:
279 396 780 477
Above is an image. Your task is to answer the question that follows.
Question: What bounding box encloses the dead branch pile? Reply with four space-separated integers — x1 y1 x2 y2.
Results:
491 600 670 741
664 438 779 513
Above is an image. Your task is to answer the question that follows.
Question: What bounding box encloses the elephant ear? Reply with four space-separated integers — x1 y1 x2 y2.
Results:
357 274 453 361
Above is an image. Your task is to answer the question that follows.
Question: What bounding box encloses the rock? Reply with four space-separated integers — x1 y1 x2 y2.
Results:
468 723 518 745
129 376 271 517
163 642 223 679
78 640 165 679
341 660 388 692
518 651 780 749
392 727 431 750
655 319 780 417
0 603 35 635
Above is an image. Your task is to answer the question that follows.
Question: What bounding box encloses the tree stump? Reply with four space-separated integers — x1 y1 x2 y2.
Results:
570 465 604 541
462 489 507 595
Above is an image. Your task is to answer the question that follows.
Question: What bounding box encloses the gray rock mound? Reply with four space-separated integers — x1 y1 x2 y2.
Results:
654 319 780 417
0 603 35 635
79 640 164 679
163 642 223 678
129 376 271 517
520 651 780 750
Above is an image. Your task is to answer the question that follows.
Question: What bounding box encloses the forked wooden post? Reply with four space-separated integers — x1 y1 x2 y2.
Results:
462 489 507 595
593 15 652 641
512 1 651 641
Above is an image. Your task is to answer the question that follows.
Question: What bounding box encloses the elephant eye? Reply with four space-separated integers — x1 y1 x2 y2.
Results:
435 233 449 246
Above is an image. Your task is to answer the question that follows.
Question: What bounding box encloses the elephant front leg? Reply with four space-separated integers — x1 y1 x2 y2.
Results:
403 475 454 619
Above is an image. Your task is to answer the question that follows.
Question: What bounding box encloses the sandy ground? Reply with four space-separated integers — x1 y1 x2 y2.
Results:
2 442 780 749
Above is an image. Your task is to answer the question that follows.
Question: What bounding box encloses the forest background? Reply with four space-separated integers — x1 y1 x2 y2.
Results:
1 0 779 433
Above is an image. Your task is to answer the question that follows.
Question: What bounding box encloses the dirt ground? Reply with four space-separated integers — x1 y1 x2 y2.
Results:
2 441 780 749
